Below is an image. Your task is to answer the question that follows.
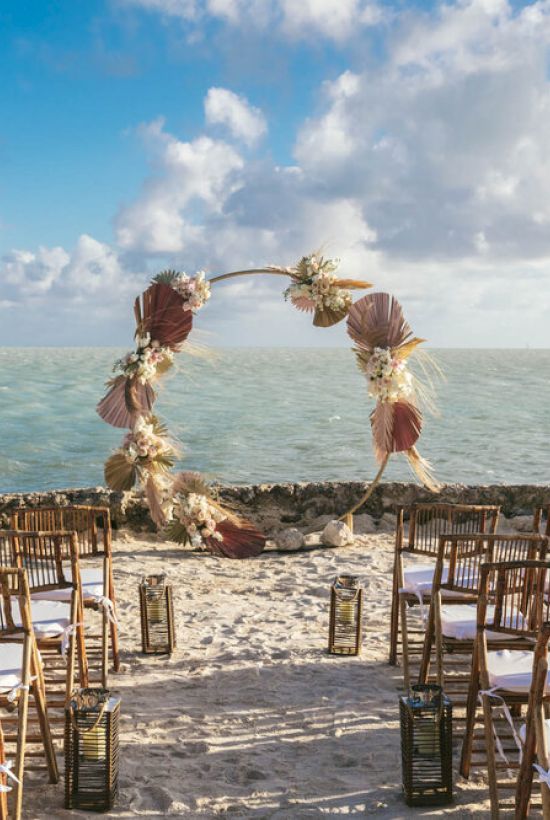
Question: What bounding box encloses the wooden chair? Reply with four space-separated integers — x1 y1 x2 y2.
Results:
515 622 550 819
534 506 550 537
419 534 548 691
0 530 89 693
10 506 118 684
390 503 500 683
0 567 59 820
460 560 550 818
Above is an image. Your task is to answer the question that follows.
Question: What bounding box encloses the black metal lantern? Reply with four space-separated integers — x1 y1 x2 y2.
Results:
328 575 363 655
65 687 120 812
399 683 453 806
139 574 176 655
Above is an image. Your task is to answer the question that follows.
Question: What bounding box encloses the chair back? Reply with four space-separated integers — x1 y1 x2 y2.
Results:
438 534 549 598
10 506 111 560
478 560 550 640
534 505 550 537
396 503 500 558
0 567 32 638
0 531 78 595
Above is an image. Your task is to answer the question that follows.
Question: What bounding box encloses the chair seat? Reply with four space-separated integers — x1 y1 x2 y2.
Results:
441 605 522 641
487 650 543 693
31 566 104 604
401 563 475 600
12 600 71 640
0 643 25 693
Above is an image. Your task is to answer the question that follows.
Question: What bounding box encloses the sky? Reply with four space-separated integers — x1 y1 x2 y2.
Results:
1 0 550 348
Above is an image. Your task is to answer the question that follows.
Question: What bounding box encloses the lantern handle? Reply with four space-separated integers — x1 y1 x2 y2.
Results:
68 699 108 734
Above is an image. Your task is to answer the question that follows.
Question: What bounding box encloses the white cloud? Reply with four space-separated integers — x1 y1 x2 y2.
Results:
116 117 244 253
204 87 267 145
120 0 385 40
4 1 550 346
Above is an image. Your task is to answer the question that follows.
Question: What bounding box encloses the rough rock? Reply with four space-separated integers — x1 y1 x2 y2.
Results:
322 520 354 547
510 515 537 533
274 528 304 551
377 513 398 533
353 513 376 535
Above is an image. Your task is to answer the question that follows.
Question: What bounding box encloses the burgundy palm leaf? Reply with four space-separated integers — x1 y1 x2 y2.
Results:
347 292 413 351
140 283 193 350
203 520 266 559
96 376 156 428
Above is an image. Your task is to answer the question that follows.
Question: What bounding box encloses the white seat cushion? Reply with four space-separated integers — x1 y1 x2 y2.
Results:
31 566 104 604
440 605 522 641
12 600 71 640
401 563 476 600
487 650 545 693
0 643 25 693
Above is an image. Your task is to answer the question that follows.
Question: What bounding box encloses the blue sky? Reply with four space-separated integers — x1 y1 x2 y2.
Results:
2 0 550 347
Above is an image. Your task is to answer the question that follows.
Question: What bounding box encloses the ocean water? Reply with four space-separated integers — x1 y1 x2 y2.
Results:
0 348 548 493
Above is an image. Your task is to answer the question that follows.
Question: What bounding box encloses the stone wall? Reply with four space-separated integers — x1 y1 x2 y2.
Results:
0 482 548 533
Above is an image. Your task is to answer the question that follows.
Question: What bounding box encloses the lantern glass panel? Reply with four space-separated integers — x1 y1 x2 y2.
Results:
328 574 363 655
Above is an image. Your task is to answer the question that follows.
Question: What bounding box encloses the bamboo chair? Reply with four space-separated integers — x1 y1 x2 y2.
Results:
390 503 500 682
460 560 550 818
0 567 59 820
534 506 550 537
0 531 88 693
10 506 118 684
515 622 550 820
0 718 6 820
419 534 548 692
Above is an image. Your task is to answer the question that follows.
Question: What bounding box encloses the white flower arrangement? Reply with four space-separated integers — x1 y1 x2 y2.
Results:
364 347 414 403
121 417 173 466
114 340 174 384
173 491 226 548
285 253 351 312
171 270 211 312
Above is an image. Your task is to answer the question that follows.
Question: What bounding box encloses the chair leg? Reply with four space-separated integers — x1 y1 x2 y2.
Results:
419 599 436 684
12 637 32 820
481 693 500 819
460 654 480 778
30 642 58 784
108 559 120 672
71 591 88 689
0 721 8 820
399 594 411 689
388 547 400 665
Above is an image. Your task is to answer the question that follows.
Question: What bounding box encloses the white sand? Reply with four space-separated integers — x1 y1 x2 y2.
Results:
24 531 492 818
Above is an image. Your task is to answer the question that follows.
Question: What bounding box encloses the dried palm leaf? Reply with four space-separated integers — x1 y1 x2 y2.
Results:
140 282 193 350
406 447 440 492
104 453 137 491
290 294 316 313
335 279 372 290
353 347 373 375
392 337 425 361
370 402 395 462
203 519 266 559
313 304 350 327
152 270 180 287
347 292 413 351
164 520 189 545
96 377 155 429
370 400 422 462
145 475 167 527
172 471 211 497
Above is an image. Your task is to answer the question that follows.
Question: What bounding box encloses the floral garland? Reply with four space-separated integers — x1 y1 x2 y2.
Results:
97 253 438 557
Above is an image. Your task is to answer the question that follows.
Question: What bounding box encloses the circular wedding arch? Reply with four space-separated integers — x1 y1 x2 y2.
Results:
97 254 437 558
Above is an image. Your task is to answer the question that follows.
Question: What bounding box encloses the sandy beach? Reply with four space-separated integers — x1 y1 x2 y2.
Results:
19 527 496 819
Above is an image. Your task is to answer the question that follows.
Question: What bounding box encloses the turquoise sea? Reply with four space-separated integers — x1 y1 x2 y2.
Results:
0 348 548 493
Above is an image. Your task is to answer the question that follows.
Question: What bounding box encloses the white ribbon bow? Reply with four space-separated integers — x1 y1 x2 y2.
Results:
478 687 524 777
61 622 84 657
0 760 21 792
97 597 119 626
7 676 37 703
533 763 550 787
